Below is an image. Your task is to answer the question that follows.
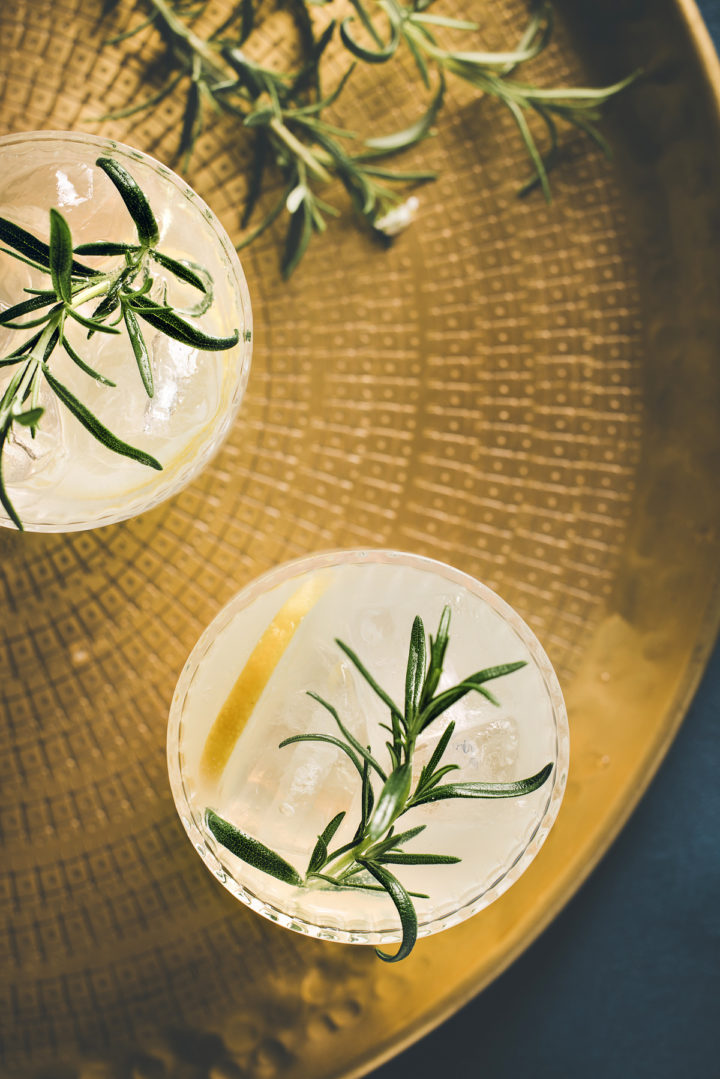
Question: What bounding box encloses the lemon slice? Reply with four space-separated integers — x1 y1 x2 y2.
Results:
198 574 328 784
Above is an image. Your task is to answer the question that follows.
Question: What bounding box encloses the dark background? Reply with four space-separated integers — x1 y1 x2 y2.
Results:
372 3 720 1076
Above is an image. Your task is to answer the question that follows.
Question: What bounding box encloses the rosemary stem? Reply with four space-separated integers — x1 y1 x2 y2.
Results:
28 316 59 361
0 363 32 428
269 119 333 183
1 270 123 430
317 839 373 880
22 314 61 395
71 278 114 307
30 370 41 412
145 0 231 84
0 318 55 430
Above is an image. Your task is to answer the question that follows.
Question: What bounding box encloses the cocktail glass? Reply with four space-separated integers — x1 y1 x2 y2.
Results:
0 131 252 531
167 549 569 952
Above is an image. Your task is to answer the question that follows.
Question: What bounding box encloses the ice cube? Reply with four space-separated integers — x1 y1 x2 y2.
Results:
55 165 93 208
143 333 219 437
413 697 519 785
217 646 371 863
143 334 196 432
2 380 66 485
463 715 520 780
50 161 132 241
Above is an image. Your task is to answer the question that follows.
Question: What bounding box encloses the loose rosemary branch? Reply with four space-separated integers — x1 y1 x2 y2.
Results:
98 0 636 275
0 156 239 530
206 606 553 962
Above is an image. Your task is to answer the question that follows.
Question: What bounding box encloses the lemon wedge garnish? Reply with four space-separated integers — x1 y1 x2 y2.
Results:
198 574 328 785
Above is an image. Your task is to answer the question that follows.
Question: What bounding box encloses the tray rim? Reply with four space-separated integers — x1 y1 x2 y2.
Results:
1 2 719 1076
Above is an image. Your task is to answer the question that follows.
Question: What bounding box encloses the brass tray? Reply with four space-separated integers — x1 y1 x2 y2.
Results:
2 0 719 1076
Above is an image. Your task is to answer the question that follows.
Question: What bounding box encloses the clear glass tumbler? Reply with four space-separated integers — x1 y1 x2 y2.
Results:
168 549 569 952
0 131 252 531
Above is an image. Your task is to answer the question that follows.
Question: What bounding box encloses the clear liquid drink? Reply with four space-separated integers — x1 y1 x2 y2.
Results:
0 132 252 531
168 550 569 948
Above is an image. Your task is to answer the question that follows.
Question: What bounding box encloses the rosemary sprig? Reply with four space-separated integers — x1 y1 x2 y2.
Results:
0 156 239 530
206 606 553 962
97 0 636 274
339 0 637 200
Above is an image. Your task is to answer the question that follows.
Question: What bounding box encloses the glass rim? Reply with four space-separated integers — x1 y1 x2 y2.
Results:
167 548 570 947
0 130 253 532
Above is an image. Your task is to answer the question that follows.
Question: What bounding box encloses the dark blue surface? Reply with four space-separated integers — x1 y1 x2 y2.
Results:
705 0 720 38
372 4 720 1076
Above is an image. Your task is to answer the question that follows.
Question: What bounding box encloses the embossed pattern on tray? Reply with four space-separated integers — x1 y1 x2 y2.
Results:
1 0 719 1077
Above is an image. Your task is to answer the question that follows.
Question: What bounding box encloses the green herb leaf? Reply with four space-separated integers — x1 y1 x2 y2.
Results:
49 210 74 303
417 763 459 793
353 757 376 841
41 327 60 363
419 661 527 730
86 277 126 337
339 8 400 64
366 824 426 859
367 762 413 841
60 335 116 387
42 368 162 471
313 873 429 900
178 76 202 170
465 661 528 682
3 329 43 360
412 13 478 30
237 184 293 253
358 860 418 962
150 250 210 292
0 293 57 327
420 718 455 784
14 407 44 428
0 216 98 278
74 241 137 256
128 295 239 350
279 732 364 777
362 76 445 154
404 28 431 87
307 691 387 780
122 305 154 397
377 852 460 865
65 306 122 335
239 0 255 45
307 811 346 874
96 156 160 246
385 741 400 771
335 638 404 726
505 98 551 202
282 202 313 280
206 809 304 886
420 605 451 706
411 762 554 806
405 615 426 730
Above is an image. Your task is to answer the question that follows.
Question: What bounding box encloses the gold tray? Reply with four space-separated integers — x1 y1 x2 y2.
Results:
2 0 719 1076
